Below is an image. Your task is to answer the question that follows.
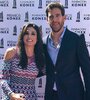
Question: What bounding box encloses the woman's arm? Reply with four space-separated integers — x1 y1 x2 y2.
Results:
0 47 17 95
0 46 25 100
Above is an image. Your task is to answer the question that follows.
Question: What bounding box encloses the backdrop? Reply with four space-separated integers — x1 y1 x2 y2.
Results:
0 0 90 100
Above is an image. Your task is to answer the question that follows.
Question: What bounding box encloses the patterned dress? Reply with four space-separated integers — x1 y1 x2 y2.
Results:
0 53 39 100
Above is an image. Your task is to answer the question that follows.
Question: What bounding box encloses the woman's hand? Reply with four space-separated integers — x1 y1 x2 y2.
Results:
4 47 17 60
10 92 25 100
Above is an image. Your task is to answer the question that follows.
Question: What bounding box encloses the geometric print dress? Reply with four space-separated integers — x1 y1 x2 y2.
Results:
0 53 39 100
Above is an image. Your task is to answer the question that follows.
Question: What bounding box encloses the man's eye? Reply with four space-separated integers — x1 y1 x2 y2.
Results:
49 16 53 19
56 14 62 17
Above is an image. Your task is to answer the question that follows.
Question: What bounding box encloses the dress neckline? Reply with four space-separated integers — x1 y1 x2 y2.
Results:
27 55 35 64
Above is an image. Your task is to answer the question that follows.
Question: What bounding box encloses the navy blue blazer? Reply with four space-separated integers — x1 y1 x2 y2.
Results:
43 28 90 100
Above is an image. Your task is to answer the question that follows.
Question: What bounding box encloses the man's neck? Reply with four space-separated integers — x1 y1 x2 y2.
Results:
51 27 64 43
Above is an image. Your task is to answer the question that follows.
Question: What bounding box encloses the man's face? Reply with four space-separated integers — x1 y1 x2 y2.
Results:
47 8 66 33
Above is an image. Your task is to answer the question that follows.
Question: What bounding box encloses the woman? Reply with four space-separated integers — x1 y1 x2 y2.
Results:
0 23 45 100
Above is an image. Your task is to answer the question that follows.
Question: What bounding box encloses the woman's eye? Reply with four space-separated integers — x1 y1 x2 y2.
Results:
25 32 29 35
31 32 36 35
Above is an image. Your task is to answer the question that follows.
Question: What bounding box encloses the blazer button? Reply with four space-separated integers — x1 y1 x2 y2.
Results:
54 71 57 74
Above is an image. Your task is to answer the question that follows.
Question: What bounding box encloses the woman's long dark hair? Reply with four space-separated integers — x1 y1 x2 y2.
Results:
17 23 45 71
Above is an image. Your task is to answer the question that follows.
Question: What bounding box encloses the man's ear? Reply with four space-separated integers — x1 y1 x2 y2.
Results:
64 15 66 21
46 17 49 24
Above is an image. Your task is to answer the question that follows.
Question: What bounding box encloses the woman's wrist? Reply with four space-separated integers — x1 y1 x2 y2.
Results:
9 92 15 98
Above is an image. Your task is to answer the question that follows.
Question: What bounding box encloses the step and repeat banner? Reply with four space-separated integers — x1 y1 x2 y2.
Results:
0 0 90 100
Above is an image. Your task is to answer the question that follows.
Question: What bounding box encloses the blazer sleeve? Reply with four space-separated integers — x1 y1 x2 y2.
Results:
77 34 90 100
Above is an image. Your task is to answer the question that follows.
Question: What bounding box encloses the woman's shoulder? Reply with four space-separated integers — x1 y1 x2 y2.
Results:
4 46 18 61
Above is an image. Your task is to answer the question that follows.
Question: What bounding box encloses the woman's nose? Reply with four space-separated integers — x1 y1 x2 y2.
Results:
28 33 31 38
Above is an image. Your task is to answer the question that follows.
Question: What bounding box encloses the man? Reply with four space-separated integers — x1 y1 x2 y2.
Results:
43 2 90 100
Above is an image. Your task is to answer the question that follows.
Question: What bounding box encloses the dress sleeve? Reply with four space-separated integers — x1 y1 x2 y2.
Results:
0 60 13 96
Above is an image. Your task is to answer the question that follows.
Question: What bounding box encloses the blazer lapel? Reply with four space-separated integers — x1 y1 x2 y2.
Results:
55 29 69 68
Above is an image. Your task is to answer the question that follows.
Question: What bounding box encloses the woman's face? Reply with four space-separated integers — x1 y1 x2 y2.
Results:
23 27 37 47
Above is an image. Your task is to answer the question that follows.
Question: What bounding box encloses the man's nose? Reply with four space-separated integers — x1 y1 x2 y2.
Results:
53 16 58 22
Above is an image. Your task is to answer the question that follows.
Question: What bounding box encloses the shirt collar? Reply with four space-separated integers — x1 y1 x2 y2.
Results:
48 27 66 43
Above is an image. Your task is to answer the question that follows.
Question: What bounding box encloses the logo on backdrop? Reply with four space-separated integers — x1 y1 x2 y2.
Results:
0 54 4 60
83 14 90 20
71 28 86 35
46 27 51 34
0 28 9 34
38 78 42 88
0 11 3 22
24 12 29 22
64 0 68 8
86 42 90 48
12 0 17 8
7 14 21 20
20 0 35 7
76 11 80 22
66 14 72 20
13 25 17 35
38 0 42 8
71 0 87 7
0 0 9 7
37 93 44 99
32 14 46 20
89 28 90 37
46 0 60 6
0 38 4 48
7 41 17 47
